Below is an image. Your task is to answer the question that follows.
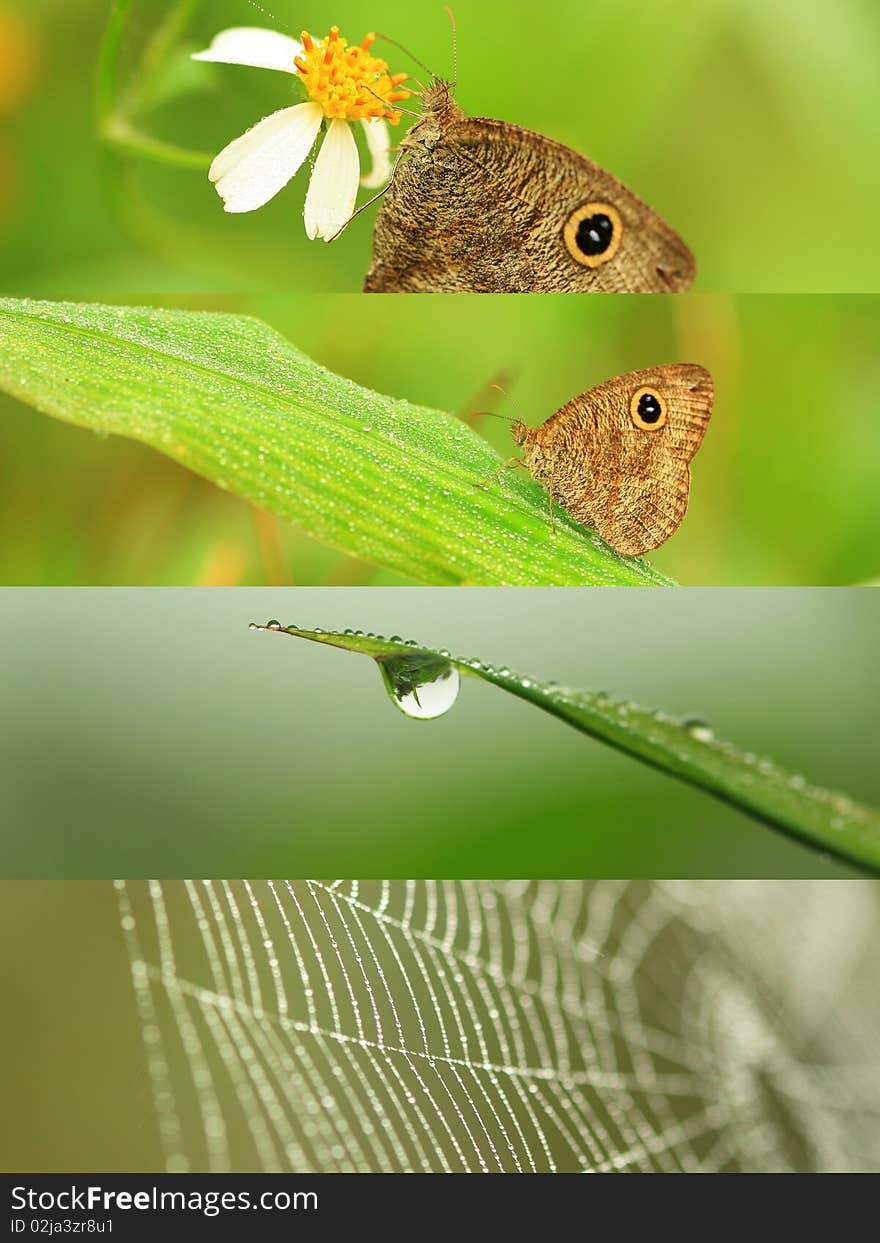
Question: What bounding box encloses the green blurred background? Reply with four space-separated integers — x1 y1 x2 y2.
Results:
0 587 876 878
1 293 878 586
0 881 158 1170
1 0 879 293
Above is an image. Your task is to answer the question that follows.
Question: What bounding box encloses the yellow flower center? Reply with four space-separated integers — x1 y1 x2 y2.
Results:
294 27 410 124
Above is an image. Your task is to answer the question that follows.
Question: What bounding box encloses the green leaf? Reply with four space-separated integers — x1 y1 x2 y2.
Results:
0 299 673 586
252 623 880 876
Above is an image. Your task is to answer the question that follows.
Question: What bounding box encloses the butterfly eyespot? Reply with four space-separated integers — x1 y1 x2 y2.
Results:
630 387 667 430
563 202 623 268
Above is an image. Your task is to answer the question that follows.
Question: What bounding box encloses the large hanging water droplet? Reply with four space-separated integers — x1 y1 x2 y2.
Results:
377 652 460 720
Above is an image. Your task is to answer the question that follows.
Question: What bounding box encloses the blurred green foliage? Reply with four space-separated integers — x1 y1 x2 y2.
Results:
1 292 878 585
1 0 879 293
0 881 155 1171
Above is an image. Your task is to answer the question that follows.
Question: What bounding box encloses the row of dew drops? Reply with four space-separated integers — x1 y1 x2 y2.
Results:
249 619 725 734
248 621 865 832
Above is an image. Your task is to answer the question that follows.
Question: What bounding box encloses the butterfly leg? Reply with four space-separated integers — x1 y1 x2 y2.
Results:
542 481 558 538
327 147 408 242
473 456 526 493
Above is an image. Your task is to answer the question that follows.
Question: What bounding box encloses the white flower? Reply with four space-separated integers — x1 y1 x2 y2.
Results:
192 25 408 240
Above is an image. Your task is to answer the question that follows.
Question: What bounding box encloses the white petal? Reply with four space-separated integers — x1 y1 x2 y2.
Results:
304 120 360 240
192 26 302 73
210 102 323 213
359 118 391 189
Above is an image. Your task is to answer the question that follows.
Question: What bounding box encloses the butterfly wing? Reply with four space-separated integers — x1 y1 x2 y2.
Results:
364 110 694 293
521 365 714 555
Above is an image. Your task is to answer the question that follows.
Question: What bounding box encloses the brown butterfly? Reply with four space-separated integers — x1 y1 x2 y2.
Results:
364 81 695 293
503 364 714 556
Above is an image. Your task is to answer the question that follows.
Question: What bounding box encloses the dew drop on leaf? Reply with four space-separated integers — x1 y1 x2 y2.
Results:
684 716 715 743
377 653 460 720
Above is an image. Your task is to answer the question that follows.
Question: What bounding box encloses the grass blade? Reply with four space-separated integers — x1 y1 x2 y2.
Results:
251 623 880 876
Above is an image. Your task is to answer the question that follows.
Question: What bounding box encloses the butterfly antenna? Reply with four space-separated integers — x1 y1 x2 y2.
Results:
444 7 458 91
374 32 437 81
364 83 424 120
458 370 517 424
489 382 529 426
471 409 517 425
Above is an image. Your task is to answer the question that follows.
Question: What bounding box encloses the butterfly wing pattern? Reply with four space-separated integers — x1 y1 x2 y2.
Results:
364 85 695 293
515 365 714 556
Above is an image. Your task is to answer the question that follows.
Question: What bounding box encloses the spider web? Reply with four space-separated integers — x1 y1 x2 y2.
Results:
116 880 880 1173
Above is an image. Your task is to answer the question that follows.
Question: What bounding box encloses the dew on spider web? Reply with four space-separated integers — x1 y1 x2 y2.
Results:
116 880 880 1174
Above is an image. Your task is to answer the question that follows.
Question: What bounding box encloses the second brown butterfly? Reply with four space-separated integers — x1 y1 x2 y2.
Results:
501 364 714 556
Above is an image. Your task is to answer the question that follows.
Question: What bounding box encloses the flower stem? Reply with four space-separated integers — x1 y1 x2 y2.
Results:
95 0 135 123
96 0 210 170
99 115 212 170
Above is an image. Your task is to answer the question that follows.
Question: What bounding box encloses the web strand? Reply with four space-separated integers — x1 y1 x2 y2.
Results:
117 880 880 1173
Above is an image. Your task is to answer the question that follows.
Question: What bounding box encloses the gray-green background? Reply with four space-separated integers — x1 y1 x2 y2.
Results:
1 587 876 877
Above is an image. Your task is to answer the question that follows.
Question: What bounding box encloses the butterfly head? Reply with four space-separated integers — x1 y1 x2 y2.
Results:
423 78 461 117
510 418 530 446
401 79 462 153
